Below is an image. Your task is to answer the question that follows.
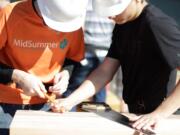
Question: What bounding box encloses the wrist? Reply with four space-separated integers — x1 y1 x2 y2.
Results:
152 109 169 119
12 69 26 84
61 70 70 76
65 96 78 109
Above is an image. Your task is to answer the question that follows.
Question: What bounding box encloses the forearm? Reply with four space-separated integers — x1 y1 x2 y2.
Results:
66 80 97 106
154 79 180 117
65 64 114 106
11 69 26 84
63 58 120 107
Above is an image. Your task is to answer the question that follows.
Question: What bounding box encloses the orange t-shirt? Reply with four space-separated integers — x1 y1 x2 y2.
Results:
0 0 85 104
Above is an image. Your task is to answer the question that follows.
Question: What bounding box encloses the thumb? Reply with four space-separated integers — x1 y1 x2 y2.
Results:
54 73 62 85
122 113 141 121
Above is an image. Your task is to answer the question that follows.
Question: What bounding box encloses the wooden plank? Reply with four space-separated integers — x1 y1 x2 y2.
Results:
10 110 135 135
10 110 180 135
155 115 180 135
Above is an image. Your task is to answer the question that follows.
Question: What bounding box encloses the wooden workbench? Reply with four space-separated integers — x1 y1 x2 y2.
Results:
9 110 180 135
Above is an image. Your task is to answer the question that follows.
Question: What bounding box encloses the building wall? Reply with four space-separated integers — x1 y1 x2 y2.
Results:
150 0 180 24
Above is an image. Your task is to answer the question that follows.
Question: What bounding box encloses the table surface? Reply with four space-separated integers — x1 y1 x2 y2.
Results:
7 110 180 135
1 110 180 135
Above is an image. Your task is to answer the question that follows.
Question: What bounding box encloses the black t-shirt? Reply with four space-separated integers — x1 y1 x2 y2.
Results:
107 4 180 111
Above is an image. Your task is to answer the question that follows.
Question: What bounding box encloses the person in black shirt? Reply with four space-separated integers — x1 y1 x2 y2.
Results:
51 0 180 131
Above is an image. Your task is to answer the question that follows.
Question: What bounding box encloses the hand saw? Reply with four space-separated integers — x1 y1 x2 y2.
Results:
79 102 156 135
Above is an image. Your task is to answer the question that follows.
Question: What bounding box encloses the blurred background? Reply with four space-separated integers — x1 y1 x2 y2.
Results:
151 0 180 24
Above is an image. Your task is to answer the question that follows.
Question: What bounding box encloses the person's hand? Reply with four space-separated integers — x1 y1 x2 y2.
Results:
12 69 47 98
50 98 73 113
128 112 165 131
49 70 70 97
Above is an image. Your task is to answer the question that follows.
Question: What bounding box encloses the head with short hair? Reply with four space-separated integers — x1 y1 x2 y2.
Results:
93 0 148 24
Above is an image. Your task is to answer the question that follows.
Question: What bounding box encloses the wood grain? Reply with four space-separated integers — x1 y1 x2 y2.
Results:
10 110 135 135
10 110 180 135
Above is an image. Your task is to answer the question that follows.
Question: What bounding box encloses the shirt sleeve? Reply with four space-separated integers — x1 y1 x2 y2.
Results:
107 25 121 60
0 9 8 49
66 28 85 62
150 16 180 69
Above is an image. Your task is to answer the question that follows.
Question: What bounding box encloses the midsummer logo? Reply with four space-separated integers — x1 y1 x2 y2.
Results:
13 39 58 49
60 39 68 49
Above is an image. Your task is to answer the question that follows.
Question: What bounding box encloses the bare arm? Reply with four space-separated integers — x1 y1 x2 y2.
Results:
152 67 180 117
131 68 180 131
52 57 120 112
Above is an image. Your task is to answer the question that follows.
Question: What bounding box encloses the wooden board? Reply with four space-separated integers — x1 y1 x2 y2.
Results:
10 110 135 135
10 110 180 135
155 115 180 135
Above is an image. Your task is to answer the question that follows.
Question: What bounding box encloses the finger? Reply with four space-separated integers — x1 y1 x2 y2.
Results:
55 76 69 87
38 81 47 93
49 83 60 91
135 119 150 130
128 114 141 122
49 82 68 94
152 121 158 130
141 122 156 135
51 71 69 91
25 89 36 96
142 119 155 130
34 86 46 98
146 120 158 131
132 117 147 128
58 106 66 113
51 104 66 113
131 116 143 127
48 86 53 92
54 73 61 85
51 106 59 112
51 87 67 95
49 77 66 92
50 102 59 111
54 70 70 85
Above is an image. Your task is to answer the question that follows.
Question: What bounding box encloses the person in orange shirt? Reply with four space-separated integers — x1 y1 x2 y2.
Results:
0 0 88 118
